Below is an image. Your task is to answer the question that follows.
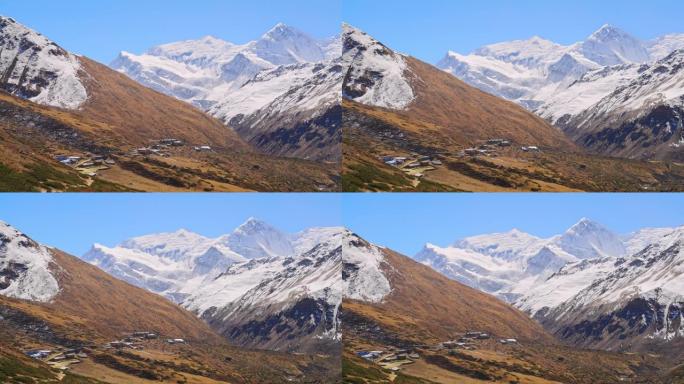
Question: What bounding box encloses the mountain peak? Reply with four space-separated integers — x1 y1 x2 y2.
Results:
172 228 198 237
566 217 603 232
0 221 22 240
0 15 16 25
198 35 226 44
588 24 636 43
559 218 626 259
234 217 273 233
261 22 300 40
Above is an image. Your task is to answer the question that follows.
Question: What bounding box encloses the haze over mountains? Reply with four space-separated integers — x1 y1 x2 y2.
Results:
439 24 684 160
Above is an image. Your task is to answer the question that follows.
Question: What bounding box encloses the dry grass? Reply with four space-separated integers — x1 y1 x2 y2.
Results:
344 249 554 345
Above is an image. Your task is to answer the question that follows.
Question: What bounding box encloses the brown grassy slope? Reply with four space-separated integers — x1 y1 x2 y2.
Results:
48 249 219 342
77 58 249 150
0 85 338 192
370 56 577 150
345 248 553 344
0 249 219 344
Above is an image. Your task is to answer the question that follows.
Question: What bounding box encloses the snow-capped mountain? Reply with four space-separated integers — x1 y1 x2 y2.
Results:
341 232 552 345
111 23 333 107
342 231 392 303
414 218 684 350
415 218 626 302
438 24 683 110
342 23 415 110
342 23 575 165
83 219 345 353
186 228 344 353
439 24 684 159
525 226 684 350
82 218 295 302
211 58 343 160
0 16 87 109
555 50 684 160
0 221 59 302
111 23 342 160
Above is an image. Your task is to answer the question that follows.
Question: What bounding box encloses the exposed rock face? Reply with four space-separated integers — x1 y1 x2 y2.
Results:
520 228 684 352
0 221 59 303
189 229 344 354
0 16 87 109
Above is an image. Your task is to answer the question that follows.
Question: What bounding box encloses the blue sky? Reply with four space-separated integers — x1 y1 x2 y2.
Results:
0 194 341 256
2 193 681 259
344 0 684 62
343 194 684 256
0 0 341 63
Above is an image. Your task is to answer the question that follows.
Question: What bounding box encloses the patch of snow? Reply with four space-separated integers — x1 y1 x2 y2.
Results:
111 23 340 125
438 23 684 129
342 24 415 110
342 231 392 303
0 16 87 109
0 221 59 302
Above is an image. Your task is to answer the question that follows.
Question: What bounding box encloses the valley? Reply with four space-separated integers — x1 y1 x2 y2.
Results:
340 226 684 383
341 25 684 192
0 16 340 192
0 219 342 383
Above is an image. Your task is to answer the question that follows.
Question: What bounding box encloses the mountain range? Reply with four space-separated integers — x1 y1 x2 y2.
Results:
82 218 344 354
0 221 340 384
439 25 684 161
111 23 342 161
0 16 339 192
341 24 684 192
0 220 338 383
4 214 684 382
414 218 684 355
341 229 671 383
3 15 684 191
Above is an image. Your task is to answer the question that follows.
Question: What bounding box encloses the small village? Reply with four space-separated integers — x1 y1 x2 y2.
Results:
131 138 213 157
53 138 215 178
355 331 519 373
23 331 187 373
379 138 541 180
54 153 116 178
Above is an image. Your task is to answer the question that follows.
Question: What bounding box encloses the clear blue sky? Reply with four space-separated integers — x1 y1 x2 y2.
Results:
0 0 341 63
2 193 682 259
0 193 341 256
343 194 684 256
344 0 684 62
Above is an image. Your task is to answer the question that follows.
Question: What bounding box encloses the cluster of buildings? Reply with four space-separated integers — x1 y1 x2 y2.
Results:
439 331 519 352
23 331 188 372
381 153 444 179
356 347 421 372
463 138 512 157
107 331 159 350
134 138 186 157
460 138 541 157
440 331 491 351
55 153 115 177
25 347 87 371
